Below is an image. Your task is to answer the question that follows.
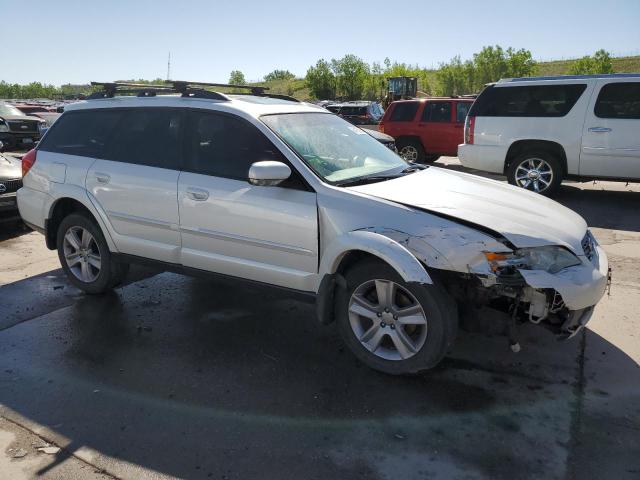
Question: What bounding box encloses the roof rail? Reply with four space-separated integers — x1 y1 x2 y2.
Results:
168 80 300 102
88 81 229 101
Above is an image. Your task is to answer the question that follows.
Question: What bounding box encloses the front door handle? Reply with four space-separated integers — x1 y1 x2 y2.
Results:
95 172 110 183
588 127 612 133
186 188 209 201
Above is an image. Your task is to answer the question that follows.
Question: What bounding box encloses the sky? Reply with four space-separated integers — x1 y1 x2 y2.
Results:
2 0 639 86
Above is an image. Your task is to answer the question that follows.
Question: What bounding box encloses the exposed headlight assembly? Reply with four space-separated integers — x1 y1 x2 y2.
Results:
484 246 581 274
0 120 9 133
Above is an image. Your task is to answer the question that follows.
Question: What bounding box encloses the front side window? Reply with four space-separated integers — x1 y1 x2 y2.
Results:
421 102 452 122
389 102 419 122
595 82 640 119
105 109 183 169
262 113 408 184
470 84 587 117
38 109 123 157
185 111 284 180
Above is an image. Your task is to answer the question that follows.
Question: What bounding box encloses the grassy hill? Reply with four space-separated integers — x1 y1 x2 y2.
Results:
256 55 640 101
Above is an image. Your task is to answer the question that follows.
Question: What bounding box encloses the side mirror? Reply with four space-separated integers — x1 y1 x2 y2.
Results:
248 161 291 186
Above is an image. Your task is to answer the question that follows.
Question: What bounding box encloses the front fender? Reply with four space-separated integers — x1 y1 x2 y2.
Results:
319 230 432 285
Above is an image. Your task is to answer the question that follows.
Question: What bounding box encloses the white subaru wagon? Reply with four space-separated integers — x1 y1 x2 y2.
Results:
17 81 610 375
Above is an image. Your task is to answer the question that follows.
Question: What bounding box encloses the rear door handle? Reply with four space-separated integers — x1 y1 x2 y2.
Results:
186 188 209 201
588 127 612 133
95 172 110 183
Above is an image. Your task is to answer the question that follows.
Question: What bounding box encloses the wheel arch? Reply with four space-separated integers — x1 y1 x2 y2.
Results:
504 139 568 176
315 230 433 325
46 194 116 252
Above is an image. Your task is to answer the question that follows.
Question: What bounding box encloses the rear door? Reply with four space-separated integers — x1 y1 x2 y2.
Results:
580 80 640 178
177 110 318 291
85 108 183 263
418 101 453 154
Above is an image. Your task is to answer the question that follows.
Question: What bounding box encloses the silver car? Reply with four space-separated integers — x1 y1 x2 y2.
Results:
17 81 610 375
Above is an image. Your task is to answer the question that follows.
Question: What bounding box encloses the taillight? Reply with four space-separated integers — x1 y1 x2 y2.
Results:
378 121 385 133
22 148 37 177
464 116 475 144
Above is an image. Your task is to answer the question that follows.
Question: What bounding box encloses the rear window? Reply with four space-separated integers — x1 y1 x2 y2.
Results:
594 82 640 119
469 84 587 117
389 102 419 122
38 110 123 157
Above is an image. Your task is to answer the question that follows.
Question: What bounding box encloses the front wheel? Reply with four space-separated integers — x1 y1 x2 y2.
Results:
56 213 129 294
507 151 563 196
336 259 457 375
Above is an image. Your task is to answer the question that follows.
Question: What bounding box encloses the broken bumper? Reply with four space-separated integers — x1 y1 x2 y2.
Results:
517 244 609 311
559 306 595 339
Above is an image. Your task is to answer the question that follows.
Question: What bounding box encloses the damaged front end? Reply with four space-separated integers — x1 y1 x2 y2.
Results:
404 228 610 348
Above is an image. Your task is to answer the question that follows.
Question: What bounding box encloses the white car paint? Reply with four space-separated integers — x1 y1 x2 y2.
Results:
17 92 609 339
458 74 640 180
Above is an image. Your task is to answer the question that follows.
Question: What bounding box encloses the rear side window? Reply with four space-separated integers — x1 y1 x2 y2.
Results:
185 111 284 180
595 82 640 119
470 84 587 117
389 102 419 122
456 102 471 123
38 110 123 157
421 102 452 122
105 109 183 169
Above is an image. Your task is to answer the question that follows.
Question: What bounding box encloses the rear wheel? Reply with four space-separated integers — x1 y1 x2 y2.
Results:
336 259 457 375
507 150 562 196
56 213 128 294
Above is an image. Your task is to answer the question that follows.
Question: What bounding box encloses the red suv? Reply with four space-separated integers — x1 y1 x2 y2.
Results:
379 98 474 163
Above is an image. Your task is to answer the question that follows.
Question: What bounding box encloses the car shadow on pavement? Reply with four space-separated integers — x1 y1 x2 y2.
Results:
1 272 638 479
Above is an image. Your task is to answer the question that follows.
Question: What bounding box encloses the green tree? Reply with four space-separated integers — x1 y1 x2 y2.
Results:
569 49 614 74
331 54 369 100
263 70 296 82
228 70 246 85
305 59 336 99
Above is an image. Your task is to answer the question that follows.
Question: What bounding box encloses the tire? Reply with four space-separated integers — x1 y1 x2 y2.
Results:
397 139 426 163
56 213 129 294
424 154 440 163
336 259 458 375
507 150 563 196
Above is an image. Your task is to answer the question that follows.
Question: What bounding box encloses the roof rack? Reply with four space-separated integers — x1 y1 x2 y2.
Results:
169 80 300 103
87 80 300 103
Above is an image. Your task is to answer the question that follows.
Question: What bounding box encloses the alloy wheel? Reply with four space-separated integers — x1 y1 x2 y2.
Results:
514 157 554 193
348 279 428 361
399 145 418 162
62 226 101 283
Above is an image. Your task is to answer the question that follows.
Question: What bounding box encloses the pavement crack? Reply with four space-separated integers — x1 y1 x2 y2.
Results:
0 414 121 479
565 328 587 480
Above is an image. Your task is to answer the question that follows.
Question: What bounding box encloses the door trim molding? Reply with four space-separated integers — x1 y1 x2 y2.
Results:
179 225 316 256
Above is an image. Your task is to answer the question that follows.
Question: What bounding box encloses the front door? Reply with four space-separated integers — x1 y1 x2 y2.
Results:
178 110 318 291
580 80 640 178
86 108 183 263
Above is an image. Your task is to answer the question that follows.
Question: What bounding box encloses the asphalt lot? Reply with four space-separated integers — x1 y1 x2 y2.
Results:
1 157 639 479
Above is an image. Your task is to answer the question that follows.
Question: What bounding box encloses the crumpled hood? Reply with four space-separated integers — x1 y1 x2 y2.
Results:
348 166 588 253
0 154 22 180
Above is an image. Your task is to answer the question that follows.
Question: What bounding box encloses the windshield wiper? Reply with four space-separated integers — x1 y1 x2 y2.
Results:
336 174 404 187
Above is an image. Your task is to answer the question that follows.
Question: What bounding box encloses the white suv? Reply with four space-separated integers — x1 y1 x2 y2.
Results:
18 81 610 375
458 73 640 195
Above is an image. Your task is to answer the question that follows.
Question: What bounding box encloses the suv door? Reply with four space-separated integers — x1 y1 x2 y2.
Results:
178 110 318 291
85 108 183 263
418 101 453 154
580 80 640 178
